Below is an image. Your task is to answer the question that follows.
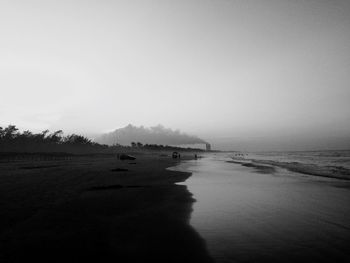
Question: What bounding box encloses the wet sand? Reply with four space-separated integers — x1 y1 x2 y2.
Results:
0 152 213 263
174 154 350 263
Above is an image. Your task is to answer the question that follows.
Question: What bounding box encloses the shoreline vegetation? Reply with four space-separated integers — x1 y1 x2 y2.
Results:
0 125 213 262
0 125 205 155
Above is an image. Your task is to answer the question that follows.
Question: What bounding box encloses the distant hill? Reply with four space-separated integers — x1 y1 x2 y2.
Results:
95 124 207 146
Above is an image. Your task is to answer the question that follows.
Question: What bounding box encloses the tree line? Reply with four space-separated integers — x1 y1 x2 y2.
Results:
0 125 109 154
0 125 204 154
130 141 204 152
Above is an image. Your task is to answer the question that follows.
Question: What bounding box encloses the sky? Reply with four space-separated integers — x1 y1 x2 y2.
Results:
1 0 350 151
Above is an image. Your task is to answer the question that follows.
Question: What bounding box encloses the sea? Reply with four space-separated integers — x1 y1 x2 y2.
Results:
246 150 350 170
231 150 350 180
171 150 350 263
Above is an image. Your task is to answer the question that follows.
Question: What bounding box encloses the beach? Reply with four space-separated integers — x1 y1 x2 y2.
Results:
1 151 350 263
0 152 213 263
174 153 350 263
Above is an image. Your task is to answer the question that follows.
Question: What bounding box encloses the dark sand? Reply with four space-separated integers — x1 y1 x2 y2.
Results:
0 152 213 263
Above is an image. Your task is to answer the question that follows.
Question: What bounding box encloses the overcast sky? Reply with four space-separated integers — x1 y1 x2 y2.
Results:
1 0 350 150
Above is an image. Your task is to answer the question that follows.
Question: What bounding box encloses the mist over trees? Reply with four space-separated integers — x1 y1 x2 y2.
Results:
129 141 204 152
96 124 207 146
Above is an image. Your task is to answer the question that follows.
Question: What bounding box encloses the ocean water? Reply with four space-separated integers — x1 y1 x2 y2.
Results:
229 150 350 180
172 153 350 262
246 150 350 170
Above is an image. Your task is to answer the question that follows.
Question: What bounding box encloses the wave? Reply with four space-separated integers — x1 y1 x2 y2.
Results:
230 158 350 180
227 160 276 174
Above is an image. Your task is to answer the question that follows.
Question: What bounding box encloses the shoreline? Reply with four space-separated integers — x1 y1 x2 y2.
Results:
0 152 213 262
179 154 350 263
229 158 350 181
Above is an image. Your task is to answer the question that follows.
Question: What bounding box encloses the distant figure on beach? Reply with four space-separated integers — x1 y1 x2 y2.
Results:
195 154 198 159
172 152 181 159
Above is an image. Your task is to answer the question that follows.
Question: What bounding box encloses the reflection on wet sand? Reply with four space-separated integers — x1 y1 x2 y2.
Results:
174 154 350 263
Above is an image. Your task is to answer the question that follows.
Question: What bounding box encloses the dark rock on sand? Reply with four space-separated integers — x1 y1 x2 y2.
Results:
110 168 129 172
120 154 136 160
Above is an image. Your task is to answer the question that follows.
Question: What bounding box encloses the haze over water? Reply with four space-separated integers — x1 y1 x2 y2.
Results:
173 153 350 262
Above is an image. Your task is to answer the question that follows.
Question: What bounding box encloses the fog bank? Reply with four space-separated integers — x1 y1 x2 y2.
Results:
95 124 207 146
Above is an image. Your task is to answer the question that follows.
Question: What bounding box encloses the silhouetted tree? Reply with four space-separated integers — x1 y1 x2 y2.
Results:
22 130 33 137
3 125 19 140
47 130 63 144
64 134 92 145
0 127 4 139
0 125 104 153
